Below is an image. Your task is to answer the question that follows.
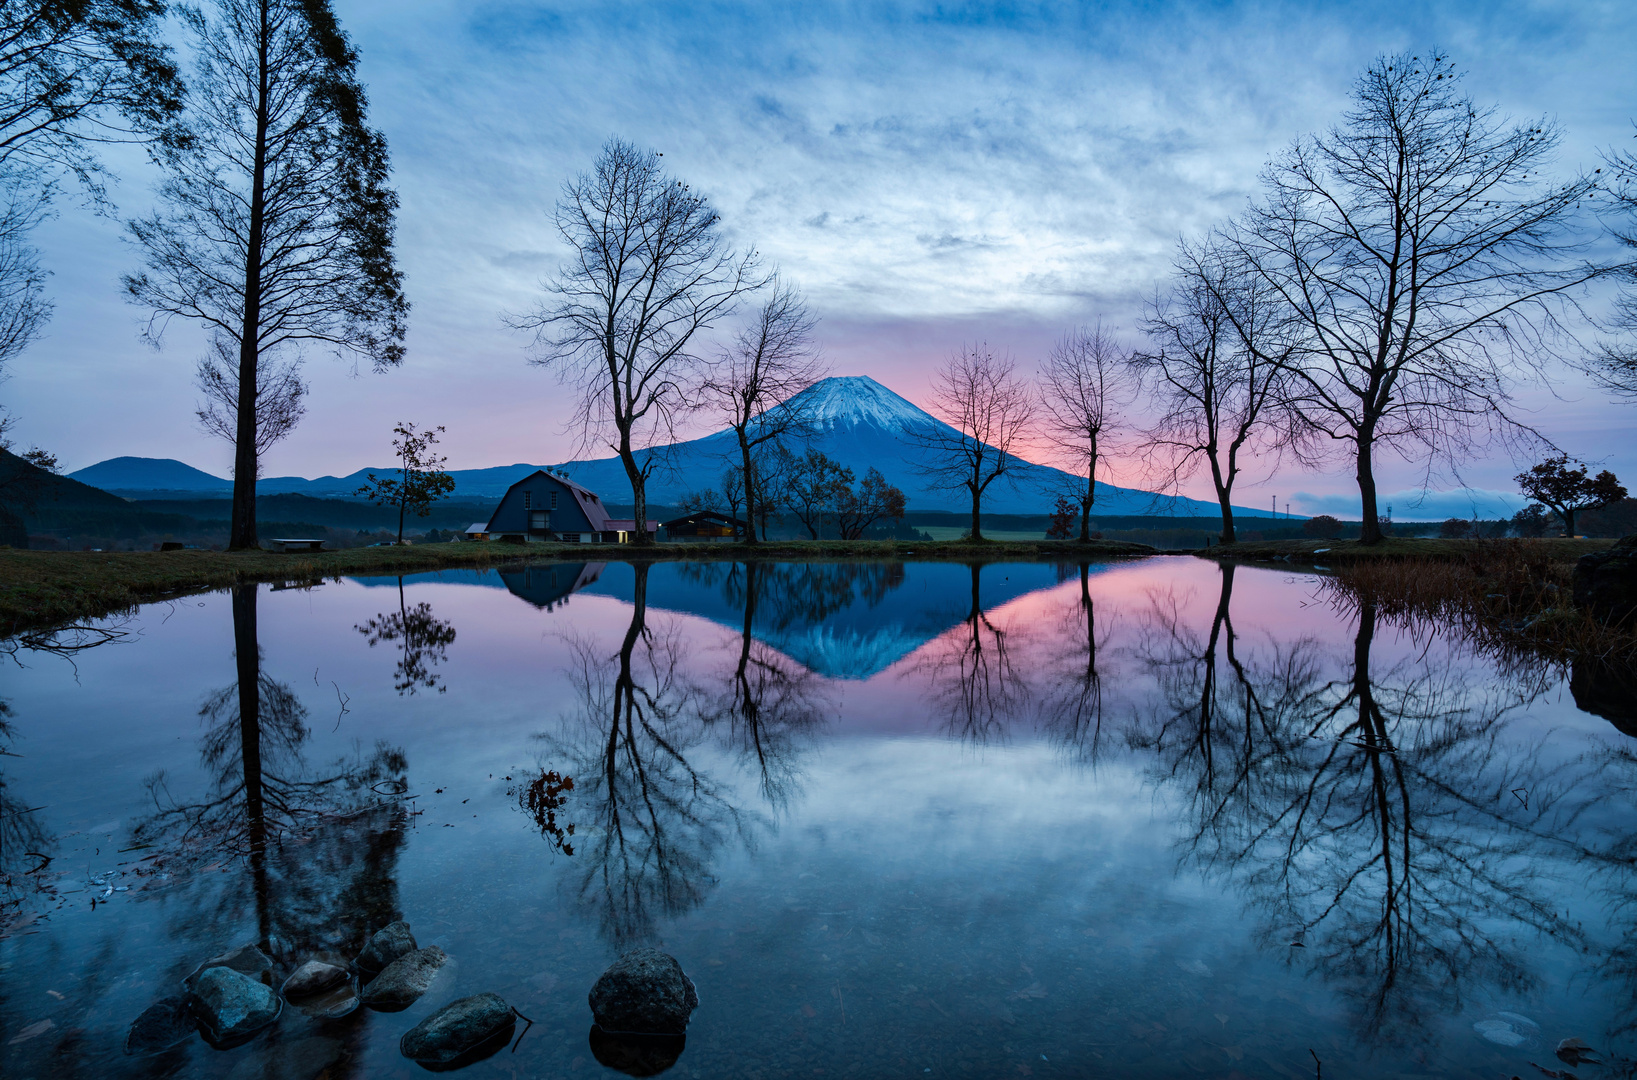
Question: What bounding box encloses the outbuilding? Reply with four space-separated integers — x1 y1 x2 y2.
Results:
660 510 747 542
484 472 656 543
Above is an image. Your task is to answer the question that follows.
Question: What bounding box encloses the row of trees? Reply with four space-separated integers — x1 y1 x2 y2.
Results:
679 448 908 541
1024 52 1635 545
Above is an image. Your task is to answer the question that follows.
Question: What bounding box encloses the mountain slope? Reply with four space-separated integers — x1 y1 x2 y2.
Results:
550 375 1265 517
69 456 231 492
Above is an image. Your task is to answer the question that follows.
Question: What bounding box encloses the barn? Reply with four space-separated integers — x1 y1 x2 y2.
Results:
484 471 655 543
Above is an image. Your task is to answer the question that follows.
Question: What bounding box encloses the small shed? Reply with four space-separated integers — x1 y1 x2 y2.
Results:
464 522 491 540
661 510 747 542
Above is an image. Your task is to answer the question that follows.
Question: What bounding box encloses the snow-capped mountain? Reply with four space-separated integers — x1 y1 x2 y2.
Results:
549 375 1258 517
70 376 1279 517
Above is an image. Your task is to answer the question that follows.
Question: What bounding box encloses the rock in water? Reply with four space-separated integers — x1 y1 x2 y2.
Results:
400 993 516 1067
125 996 195 1056
356 921 418 974
361 946 449 1011
588 949 699 1034
282 961 350 999
185 942 274 988
189 966 282 1045
1574 534 1637 624
1570 659 1637 738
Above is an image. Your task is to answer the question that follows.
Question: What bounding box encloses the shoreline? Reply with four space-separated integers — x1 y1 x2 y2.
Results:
1 535 1616 639
1 538 1150 637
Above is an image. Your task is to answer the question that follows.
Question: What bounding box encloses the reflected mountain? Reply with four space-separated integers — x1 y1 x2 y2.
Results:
1132 570 1621 1041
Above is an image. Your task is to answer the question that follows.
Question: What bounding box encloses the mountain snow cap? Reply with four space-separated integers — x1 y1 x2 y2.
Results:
784 376 939 431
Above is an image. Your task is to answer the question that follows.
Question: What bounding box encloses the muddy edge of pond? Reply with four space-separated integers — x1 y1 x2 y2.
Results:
1 537 1610 638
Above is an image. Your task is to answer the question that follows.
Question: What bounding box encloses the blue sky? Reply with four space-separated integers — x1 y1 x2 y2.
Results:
6 0 1635 517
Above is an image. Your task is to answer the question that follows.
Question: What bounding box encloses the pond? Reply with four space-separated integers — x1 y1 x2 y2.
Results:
2 557 1634 1079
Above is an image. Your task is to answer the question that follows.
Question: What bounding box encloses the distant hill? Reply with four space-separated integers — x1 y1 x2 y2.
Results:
67 377 1285 516
69 456 232 493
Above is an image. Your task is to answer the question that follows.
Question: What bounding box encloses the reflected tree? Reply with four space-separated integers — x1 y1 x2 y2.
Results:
914 563 1028 744
1136 580 1603 1039
533 565 760 946
698 561 833 808
135 583 410 962
1035 563 1117 761
355 576 457 694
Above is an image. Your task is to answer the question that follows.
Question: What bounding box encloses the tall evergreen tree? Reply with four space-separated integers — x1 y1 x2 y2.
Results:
125 0 407 549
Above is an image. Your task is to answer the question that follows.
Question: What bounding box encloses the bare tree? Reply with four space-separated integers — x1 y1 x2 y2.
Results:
125 0 408 550
195 334 306 467
1226 52 1608 543
703 276 824 544
1136 240 1292 544
1593 132 1637 398
510 139 760 546
779 445 851 540
1039 321 1136 543
913 345 1035 541
0 0 184 426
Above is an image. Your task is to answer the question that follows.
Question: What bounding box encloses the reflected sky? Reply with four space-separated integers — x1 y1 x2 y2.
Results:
2 558 1633 1079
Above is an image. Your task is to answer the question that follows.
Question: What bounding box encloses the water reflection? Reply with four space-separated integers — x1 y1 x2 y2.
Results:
915 563 1028 745
533 565 761 947
355 577 458 695
1132 570 1626 1041
1034 562 1114 761
135 583 410 964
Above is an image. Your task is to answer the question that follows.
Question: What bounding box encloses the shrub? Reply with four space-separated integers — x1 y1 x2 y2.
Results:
1302 514 1344 538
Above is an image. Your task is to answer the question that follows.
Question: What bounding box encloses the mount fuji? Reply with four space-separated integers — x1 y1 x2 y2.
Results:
546 375 1264 517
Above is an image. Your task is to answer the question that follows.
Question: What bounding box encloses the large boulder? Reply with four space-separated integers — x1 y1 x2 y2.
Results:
588 949 699 1035
1573 534 1637 625
356 921 417 974
189 966 282 1045
400 993 516 1069
185 942 273 988
361 946 449 1011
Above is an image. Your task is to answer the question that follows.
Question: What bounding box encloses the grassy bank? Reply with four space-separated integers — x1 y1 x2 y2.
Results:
0 537 1154 637
1319 539 1636 668
1192 535 1615 564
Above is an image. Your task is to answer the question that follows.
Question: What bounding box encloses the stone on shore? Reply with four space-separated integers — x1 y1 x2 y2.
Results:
361 946 449 1011
588 949 699 1035
400 993 516 1067
356 921 418 974
189 966 281 1045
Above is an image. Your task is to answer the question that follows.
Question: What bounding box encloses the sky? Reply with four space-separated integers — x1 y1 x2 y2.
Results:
5 0 1636 519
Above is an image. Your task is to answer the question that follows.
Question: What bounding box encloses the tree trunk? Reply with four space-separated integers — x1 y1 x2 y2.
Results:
738 428 758 546
1080 432 1096 543
969 485 983 541
1209 449 1236 544
618 432 651 546
230 3 273 551
1561 507 1576 537
232 583 271 947
1356 437 1383 544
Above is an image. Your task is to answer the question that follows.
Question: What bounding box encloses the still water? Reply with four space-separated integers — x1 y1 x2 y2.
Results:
2 557 1634 1079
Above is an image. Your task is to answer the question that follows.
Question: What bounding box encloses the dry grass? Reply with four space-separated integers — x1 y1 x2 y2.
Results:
1321 539 1637 668
0 537 1154 638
